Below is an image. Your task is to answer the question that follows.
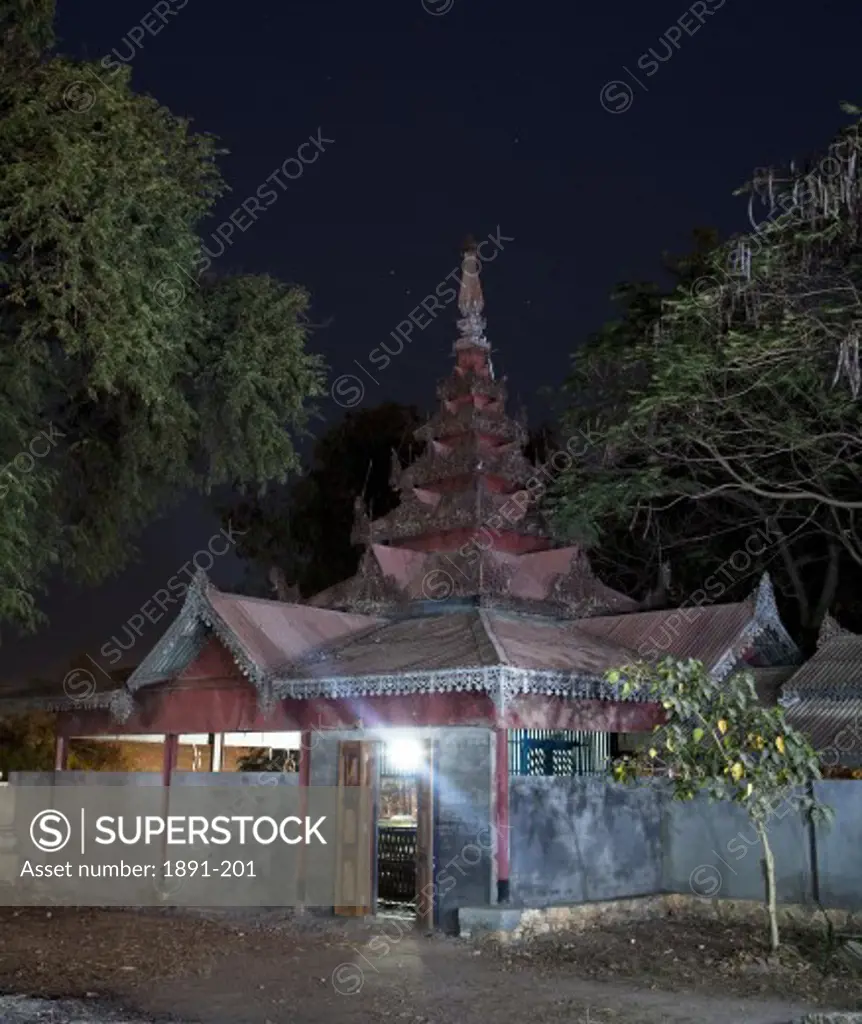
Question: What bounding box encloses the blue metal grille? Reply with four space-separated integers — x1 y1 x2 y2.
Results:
508 730 613 776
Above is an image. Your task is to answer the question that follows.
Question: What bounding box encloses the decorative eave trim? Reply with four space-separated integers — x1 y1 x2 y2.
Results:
272 665 649 708
5 688 136 723
126 570 272 712
779 684 859 704
197 594 265 689
710 600 801 684
712 618 766 682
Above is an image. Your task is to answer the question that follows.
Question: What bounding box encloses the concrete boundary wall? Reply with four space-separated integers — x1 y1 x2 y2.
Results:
509 777 663 905
509 777 862 911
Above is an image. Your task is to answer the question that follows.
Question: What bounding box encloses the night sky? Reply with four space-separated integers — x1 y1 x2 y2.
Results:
4 0 860 682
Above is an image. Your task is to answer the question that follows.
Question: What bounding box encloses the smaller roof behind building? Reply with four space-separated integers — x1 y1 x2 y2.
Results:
780 615 862 766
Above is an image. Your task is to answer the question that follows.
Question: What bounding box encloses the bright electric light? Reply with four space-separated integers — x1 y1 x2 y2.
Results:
387 737 423 773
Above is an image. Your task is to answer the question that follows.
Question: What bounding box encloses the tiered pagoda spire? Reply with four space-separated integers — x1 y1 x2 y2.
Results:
314 239 639 617
367 240 552 554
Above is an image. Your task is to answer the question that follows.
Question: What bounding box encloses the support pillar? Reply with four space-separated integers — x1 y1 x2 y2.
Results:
162 733 179 787
296 731 313 911
494 725 510 903
54 734 69 772
157 734 180 901
299 731 312 787
208 733 224 773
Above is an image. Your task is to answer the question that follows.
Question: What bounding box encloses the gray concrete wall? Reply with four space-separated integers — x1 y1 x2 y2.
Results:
309 736 340 787
509 778 664 906
812 780 862 910
9 771 163 786
433 728 494 933
507 778 862 912
662 790 811 904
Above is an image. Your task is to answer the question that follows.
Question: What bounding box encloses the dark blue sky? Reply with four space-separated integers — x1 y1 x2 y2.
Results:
4 0 861 680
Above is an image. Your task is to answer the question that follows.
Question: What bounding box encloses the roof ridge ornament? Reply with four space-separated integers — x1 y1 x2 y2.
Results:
752 571 777 621
817 611 855 647
389 447 402 490
350 494 372 547
455 236 489 352
190 567 210 595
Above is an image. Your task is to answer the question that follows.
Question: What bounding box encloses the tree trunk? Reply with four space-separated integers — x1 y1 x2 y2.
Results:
757 821 780 951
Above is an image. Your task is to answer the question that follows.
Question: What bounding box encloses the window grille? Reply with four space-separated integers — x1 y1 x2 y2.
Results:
508 730 615 776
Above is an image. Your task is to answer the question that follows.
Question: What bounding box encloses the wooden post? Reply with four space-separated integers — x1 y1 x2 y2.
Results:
494 726 510 903
157 734 180 900
208 733 224 773
162 733 179 787
54 734 68 772
415 738 435 930
296 731 312 911
299 731 312 787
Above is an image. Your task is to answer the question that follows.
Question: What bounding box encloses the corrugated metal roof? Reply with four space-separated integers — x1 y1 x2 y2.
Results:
781 634 862 700
289 612 499 678
575 602 754 670
284 609 637 680
207 592 383 672
485 611 639 673
784 697 862 765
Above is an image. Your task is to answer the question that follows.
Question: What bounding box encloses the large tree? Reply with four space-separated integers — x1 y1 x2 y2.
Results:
0 2 324 631
553 112 862 645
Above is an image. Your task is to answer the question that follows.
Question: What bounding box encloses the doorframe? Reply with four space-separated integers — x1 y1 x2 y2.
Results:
415 736 435 930
370 734 436 929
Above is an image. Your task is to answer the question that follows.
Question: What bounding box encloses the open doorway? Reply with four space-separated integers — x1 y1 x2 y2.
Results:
334 734 434 926
376 734 432 923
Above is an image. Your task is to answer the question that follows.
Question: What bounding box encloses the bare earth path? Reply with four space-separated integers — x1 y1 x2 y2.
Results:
0 909 854 1024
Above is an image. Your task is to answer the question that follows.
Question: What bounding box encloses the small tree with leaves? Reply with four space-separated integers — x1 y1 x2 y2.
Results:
610 658 830 951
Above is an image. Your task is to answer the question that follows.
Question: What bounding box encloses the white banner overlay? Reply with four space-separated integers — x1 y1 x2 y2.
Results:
0 784 370 907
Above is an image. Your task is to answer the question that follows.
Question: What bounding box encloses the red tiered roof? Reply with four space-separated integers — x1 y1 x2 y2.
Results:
312 243 636 616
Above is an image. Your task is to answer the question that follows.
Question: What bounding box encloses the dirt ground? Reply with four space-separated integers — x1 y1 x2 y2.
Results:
0 907 859 1024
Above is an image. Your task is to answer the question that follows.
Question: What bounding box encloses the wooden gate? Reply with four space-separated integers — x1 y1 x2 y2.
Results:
334 740 375 916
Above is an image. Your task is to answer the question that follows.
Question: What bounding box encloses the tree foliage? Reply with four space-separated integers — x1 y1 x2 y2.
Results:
0 1 324 631
553 113 862 645
611 658 829 950
224 401 425 598
0 711 129 776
